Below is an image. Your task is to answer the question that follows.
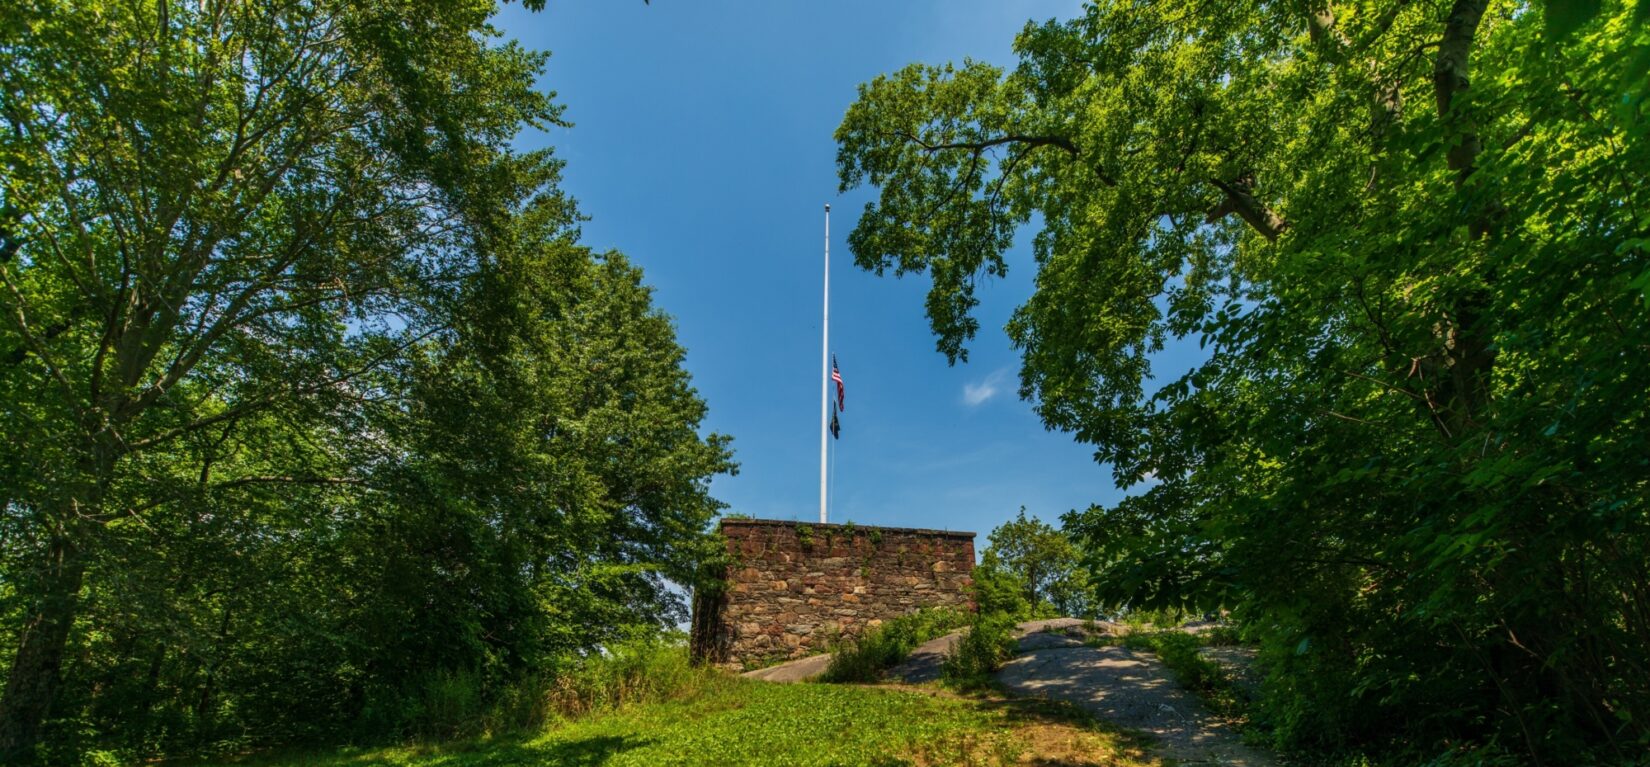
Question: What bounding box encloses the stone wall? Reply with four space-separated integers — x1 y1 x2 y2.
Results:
689 519 975 669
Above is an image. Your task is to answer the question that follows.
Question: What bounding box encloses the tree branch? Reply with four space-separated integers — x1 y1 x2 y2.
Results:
1206 177 1288 241
126 475 370 517
1433 0 1488 187
126 325 442 453
1308 3 1351 48
904 131 1079 157
0 265 82 406
899 130 1117 186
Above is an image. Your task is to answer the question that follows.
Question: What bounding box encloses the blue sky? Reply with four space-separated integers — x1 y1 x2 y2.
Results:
497 1 1157 540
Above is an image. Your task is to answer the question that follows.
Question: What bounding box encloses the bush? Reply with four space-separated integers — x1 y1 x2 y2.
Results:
355 668 488 742
1119 607 1191 631
356 633 713 742
536 634 710 722
970 550 1033 620
1202 624 1244 646
409 668 487 740
940 613 1018 690
819 608 968 683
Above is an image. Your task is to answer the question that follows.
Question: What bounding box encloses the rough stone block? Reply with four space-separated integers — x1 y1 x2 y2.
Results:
694 519 976 669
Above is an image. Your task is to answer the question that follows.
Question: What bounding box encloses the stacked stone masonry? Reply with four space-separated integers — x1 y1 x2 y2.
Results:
690 519 975 669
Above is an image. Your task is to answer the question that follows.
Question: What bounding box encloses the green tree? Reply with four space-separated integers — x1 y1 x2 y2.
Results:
0 0 545 750
0 0 732 760
984 508 1089 617
966 549 1031 622
837 0 1650 760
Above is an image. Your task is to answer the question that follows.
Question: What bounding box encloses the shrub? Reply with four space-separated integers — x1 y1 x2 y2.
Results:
940 613 1018 690
820 607 967 683
356 633 715 742
539 634 710 721
1123 632 1223 695
1119 607 1191 631
970 550 1033 620
354 668 489 742
1201 624 1244 646
409 668 487 740
1121 631 1246 723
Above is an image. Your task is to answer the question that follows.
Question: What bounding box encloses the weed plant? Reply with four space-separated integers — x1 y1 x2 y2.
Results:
819 608 968 683
940 614 1018 690
1117 631 1245 720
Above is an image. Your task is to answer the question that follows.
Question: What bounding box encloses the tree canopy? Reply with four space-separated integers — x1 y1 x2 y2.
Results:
0 0 731 761
983 508 1090 618
838 0 1650 761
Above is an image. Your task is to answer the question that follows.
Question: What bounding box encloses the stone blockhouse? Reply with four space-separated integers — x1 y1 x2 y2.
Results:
689 518 975 669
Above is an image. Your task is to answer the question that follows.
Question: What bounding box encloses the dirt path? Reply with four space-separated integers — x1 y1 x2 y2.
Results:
996 627 1276 766
745 618 1278 765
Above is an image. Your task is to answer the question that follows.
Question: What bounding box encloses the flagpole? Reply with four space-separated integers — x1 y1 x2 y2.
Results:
819 204 830 524
829 425 837 523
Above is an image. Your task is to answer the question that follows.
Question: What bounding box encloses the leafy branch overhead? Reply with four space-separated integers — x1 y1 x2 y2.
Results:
838 0 1650 762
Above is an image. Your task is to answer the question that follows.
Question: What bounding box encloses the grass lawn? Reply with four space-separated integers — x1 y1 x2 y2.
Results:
234 677 1159 767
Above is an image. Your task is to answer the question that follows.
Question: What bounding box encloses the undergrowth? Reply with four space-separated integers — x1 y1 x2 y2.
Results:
819 607 967 683
355 633 714 743
1115 631 1246 721
940 614 1018 690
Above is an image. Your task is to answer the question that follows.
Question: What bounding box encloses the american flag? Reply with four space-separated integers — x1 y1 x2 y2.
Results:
831 355 845 411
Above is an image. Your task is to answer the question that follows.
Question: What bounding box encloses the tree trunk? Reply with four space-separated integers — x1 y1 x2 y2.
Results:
0 536 87 763
1424 0 1496 441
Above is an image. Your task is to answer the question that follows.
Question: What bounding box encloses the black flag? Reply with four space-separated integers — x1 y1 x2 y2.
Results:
829 400 841 439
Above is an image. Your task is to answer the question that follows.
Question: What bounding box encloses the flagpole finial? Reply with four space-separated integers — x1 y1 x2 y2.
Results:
824 203 830 212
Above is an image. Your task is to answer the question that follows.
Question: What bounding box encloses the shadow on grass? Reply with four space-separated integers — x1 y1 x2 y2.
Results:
979 694 1142 733
874 681 1163 766
235 733 653 767
971 694 1163 766
527 734 652 767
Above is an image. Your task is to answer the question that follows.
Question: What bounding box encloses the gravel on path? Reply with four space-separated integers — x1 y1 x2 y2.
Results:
996 633 1276 766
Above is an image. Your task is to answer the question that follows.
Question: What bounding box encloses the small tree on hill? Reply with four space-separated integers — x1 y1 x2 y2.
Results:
985 508 1091 618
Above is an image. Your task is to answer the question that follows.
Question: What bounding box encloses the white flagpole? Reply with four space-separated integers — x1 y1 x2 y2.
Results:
820 204 830 524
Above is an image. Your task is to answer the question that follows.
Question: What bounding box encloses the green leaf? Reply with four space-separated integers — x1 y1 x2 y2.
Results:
1630 266 1650 308
1624 45 1650 93
1545 0 1603 41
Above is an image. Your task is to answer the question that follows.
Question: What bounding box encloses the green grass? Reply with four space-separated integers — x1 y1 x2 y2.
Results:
232 675 1160 767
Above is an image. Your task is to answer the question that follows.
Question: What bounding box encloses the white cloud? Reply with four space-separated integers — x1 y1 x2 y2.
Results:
1124 469 1164 494
962 367 1013 407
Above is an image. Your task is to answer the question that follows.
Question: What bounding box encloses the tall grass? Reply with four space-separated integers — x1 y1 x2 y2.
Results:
540 634 711 718
819 608 968 683
366 634 717 742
